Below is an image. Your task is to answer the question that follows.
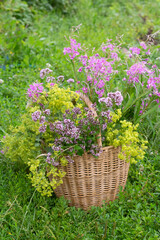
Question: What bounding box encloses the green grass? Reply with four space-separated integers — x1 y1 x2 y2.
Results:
0 153 160 239
0 0 160 239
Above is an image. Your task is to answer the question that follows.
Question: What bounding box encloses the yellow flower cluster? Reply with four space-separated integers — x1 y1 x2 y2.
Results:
2 113 41 164
2 84 82 196
106 109 147 163
39 83 81 116
28 158 66 197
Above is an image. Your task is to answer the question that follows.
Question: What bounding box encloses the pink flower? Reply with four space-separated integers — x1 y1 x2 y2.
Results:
140 42 147 50
27 83 44 101
63 39 81 60
129 47 141 55
152 65 157 69
146 49 151 55
78 67 83 72
111 52 118 60
82 87 88 93
67 78 74 83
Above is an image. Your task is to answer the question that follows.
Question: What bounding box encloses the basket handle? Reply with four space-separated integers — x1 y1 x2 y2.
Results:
78 92 102 148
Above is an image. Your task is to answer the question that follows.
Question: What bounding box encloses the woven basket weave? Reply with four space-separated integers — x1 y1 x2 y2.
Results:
54 146 129 210
53 93 130 210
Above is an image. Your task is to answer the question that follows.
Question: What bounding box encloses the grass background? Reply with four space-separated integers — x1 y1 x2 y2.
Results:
0 0 160 239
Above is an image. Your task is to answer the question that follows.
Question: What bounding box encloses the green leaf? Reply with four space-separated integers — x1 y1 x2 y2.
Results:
135 104 158 123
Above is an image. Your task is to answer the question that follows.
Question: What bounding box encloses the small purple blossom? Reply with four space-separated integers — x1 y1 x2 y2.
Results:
152 65 157 69
32 111 41 121
40 68 52 79
52 145 62 151
67 78 74 83
57 75 64 82
52 160 59 167
46 76 55 82
129 47 141 55
140 42 147 50
146 49 151 55
46 152 52 163
44 109 50 115
65 155 74 163
127 62 150 83
39 125 47 133
82 87 88 93
40 116 46 124
114 91 123 106
101 110 111 120
102 123 107 130
111 52 118 60
63 39 81 60
72 107 81 115
78 67 83 72
99 97 113 107
104 97 113 107
27 83 44 101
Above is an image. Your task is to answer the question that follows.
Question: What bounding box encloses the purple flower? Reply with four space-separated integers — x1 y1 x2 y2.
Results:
52 161 59 167
46 152 52 163
40 116 46 124
97 80 105 89
67 78 74 83
63 39 81 60
40 68 52 79
129 47 141 55
111 52 118 60
27 83 44 101
99 97 113 107
152 65 157 69
46 76 55 82
102 123 107 130
55 121 64 131
104 97 113 107
127 62 149 83
65 155 74 163
82 87 88 93
52 145 62 151
101 110 111 120
44 109 50 115
1 150 4 154
140 42 147 50
57 75 64 82
78 67 83 72
114 91 123 106
40 69 46 79
32 111 41 121
146 49 151 55
39 125 47 133
98 97 106 103
72 107 81 115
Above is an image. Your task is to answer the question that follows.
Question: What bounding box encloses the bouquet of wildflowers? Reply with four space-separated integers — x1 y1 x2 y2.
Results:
2 35 159 196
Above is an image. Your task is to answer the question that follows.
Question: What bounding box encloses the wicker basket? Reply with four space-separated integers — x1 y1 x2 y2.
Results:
54 146 129 210
52 92 130 210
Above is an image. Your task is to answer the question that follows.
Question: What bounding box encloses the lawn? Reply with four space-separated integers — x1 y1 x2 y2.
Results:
0 0 160 239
